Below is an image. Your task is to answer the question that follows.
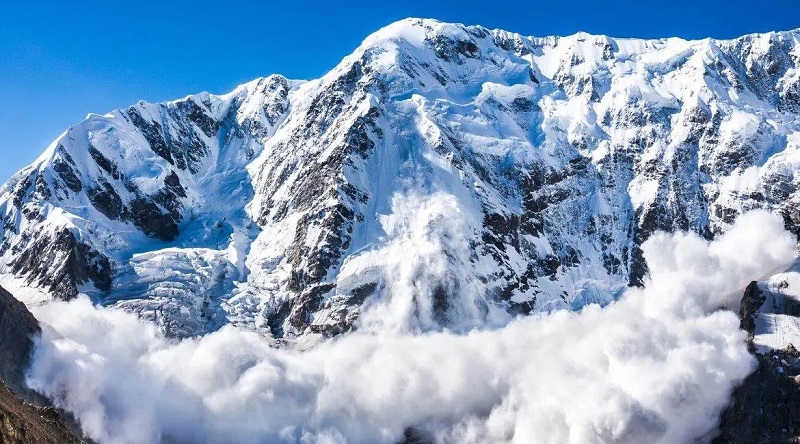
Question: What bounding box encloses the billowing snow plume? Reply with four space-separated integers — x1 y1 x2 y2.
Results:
339 192 511 333
26 203 796 444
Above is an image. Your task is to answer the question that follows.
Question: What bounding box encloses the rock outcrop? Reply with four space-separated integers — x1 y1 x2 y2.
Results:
0 285 83 443
0 285 40 397
0 380 82 444
715 281 800 443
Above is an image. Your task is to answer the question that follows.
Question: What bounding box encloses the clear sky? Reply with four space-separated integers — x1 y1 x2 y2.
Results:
2 0 799 182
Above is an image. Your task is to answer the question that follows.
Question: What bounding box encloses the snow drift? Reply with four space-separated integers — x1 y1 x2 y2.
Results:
25 200 796 444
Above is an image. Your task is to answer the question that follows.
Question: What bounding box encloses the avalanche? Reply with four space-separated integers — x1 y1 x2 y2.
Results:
4 17 800 442
26 207 796 444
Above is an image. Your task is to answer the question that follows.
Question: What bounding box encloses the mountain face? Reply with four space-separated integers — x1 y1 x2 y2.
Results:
2 18 800 338
0 285 40 397
0 285 82 444
715 275 800 443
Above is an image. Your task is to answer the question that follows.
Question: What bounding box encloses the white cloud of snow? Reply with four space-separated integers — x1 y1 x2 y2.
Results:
338 191 511 333
25 193 797 444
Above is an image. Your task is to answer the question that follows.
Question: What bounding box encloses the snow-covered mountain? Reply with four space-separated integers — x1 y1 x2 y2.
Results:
2 18 800 338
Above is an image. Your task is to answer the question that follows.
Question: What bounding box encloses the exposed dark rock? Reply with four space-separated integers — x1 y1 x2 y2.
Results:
0 286 84 443
398 427 435 444
10 174 33 208
715 282 800 443
125 107 173 165
174 99 219 138
87 181 124 221
163 171 186 198
0 380 83 444
266 298 293 338
127 197 179 241
0 286 39 397
739 281 766 347
269 283 336 337
10 229 111 300
482 212 520 253
86 172 183 241
52 160 82 194
308 283 379 337
429 34 479 63
287 283 336 333
285 203 355 292
714 346 800 444
88 146 121 180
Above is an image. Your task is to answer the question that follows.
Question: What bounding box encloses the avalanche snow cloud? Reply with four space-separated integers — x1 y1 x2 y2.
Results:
26 200 796 444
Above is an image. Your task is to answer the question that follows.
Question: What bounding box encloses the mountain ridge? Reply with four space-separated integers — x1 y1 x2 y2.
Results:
2 18 800 339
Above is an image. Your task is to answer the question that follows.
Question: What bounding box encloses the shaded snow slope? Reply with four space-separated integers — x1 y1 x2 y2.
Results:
3 19 800 337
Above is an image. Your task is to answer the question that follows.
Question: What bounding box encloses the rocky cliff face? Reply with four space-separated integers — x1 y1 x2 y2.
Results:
2 19 800 338
0 285 40 398
0 380 82 444
0 286 82 443
715 281 800 443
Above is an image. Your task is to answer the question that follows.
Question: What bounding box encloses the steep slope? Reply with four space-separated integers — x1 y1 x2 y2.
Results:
715 276 800 442
0 285 39 397
2 19 800 338
0 75 300 336
0 285 82 443
0 379 83 444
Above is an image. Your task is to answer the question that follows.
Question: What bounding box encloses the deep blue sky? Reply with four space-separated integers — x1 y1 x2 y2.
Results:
1 0 798 182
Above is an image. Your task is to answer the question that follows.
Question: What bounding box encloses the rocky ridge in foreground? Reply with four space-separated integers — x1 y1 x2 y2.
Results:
0 286 82 443
716 280 800 443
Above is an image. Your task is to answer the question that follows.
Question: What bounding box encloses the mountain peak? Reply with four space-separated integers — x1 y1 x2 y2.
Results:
2 19 800 339
358 17 488 53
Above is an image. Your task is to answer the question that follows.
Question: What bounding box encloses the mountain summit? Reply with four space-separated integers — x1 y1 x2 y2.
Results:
2 18 800 338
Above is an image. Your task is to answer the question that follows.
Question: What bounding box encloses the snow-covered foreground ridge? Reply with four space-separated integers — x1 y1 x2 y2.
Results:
3 18 800 337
